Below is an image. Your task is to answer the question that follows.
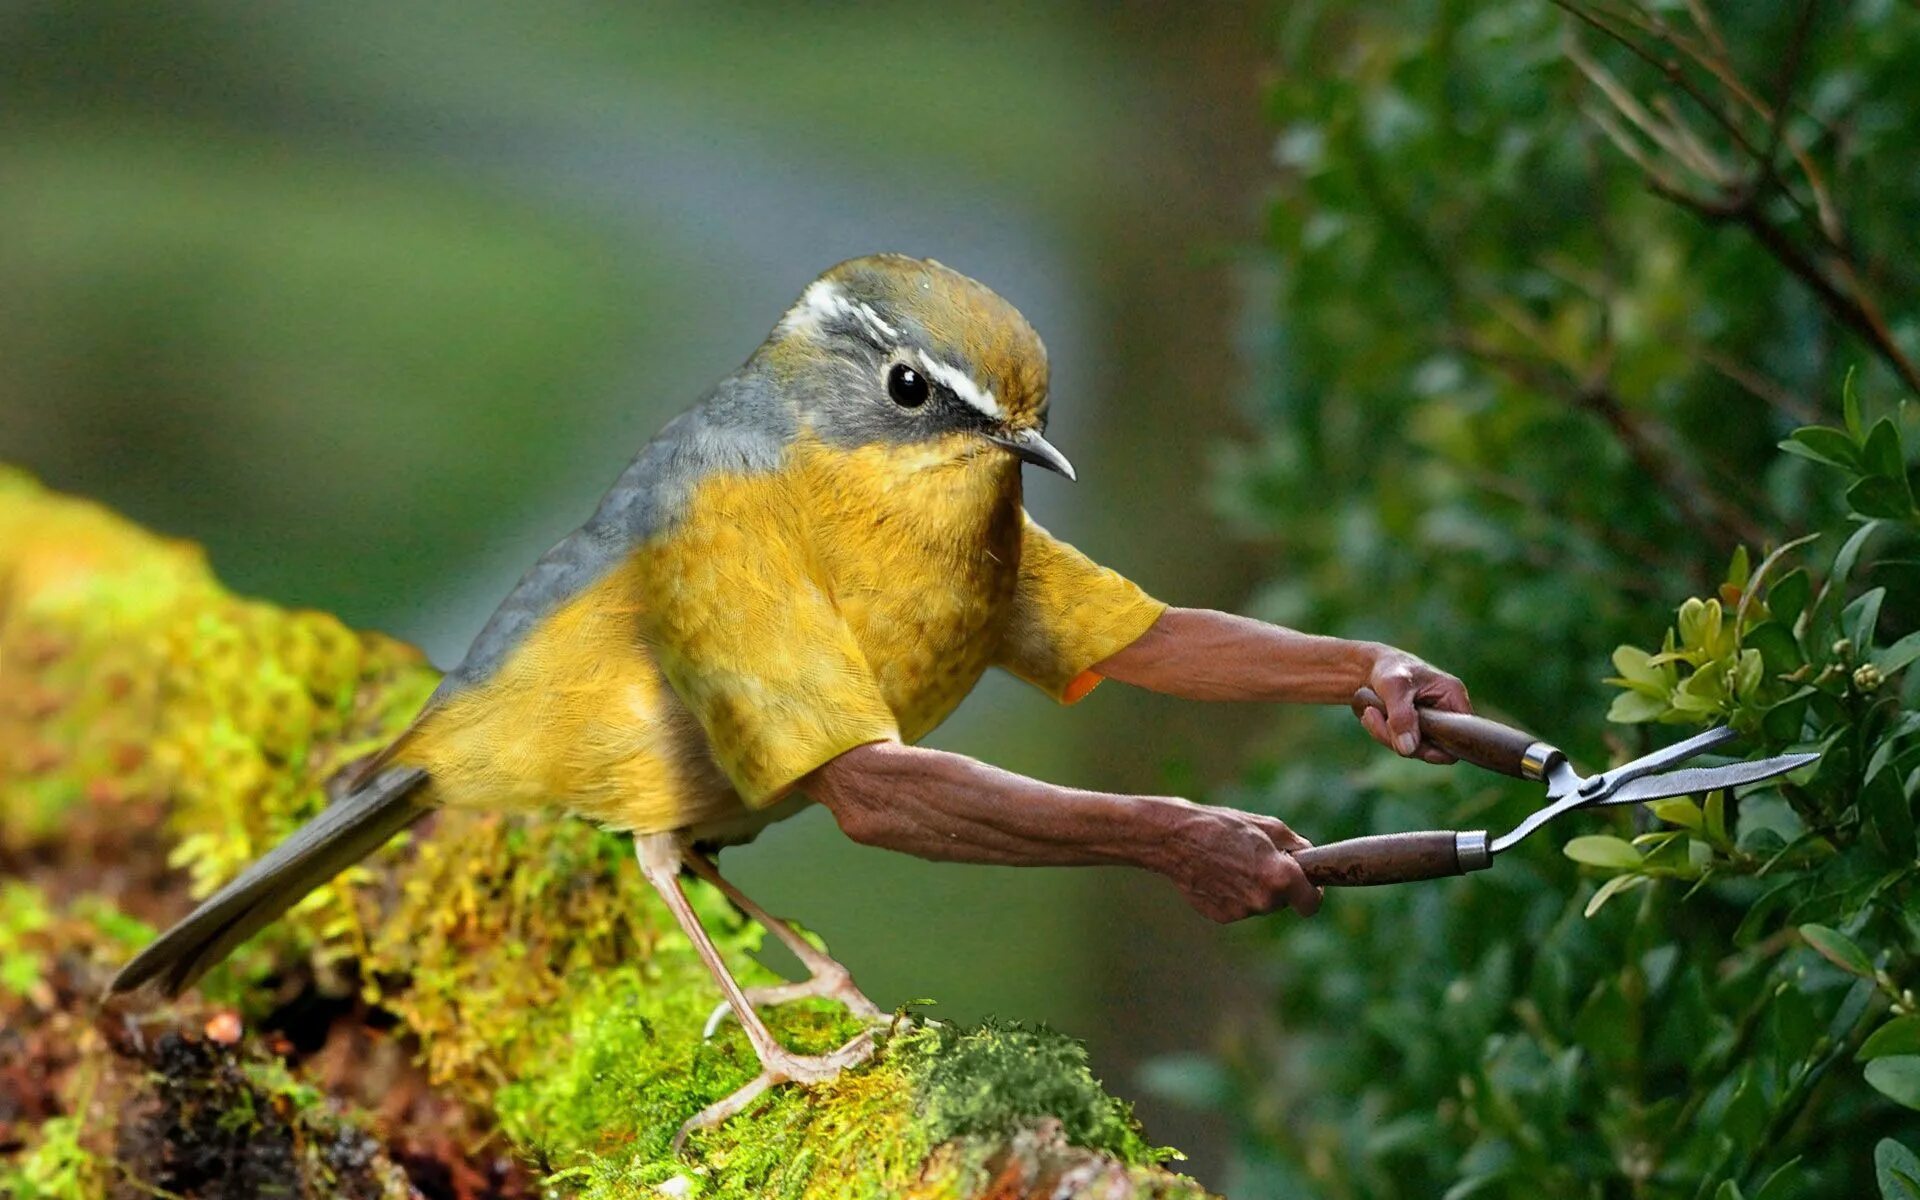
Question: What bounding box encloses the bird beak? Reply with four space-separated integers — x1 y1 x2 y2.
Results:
989 427 1077 482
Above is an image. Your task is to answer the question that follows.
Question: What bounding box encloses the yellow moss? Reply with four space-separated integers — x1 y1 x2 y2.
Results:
0 469 1209 1199
0 468 438 985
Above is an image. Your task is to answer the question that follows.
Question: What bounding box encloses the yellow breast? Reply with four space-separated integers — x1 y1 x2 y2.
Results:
793 435 1022 741
396 433 1020 834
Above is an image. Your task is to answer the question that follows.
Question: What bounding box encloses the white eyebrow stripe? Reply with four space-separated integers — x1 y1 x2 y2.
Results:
851 301 898 342
781 280 898 344
916 350 1002 419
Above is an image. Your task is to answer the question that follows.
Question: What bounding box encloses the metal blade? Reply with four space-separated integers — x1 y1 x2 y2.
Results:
1591 752 1818 807
1590 725 1741 791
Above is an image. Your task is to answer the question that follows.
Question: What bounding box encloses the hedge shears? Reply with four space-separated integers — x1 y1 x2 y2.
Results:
1293 690 1818 888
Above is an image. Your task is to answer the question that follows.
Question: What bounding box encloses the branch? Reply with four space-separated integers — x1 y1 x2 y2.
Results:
0 469 1212 1200
1555 1 1920 395
1454 323 1772 553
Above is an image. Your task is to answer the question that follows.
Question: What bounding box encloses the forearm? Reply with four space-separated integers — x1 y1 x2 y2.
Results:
805 741 1320 919
1094 606 1379 704
808 741 1192 871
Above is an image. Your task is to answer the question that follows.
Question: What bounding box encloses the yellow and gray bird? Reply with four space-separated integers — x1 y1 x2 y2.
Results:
113 253 1471 1143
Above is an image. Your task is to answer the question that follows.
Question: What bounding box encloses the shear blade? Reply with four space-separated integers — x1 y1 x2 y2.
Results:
1605 724 1741 780
1593 752 1818 806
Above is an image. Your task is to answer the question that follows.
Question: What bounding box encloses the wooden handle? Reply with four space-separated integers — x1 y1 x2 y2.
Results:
1354 687 1555 780
1294 831 1483 887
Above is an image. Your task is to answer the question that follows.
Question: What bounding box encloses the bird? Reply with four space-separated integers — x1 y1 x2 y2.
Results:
111 253 1471 1147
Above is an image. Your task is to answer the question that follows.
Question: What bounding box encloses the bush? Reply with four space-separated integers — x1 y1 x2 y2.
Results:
1181 3 1920 1196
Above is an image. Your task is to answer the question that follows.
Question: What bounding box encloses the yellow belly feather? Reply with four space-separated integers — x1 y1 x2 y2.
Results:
396 434 1020 835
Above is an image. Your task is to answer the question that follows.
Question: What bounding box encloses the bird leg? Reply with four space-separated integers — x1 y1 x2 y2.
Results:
633 833 874 1152
681 850 889 1039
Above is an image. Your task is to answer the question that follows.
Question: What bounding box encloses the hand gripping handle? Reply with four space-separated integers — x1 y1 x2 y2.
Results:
1354 687 1562 781
1293 830 1493 887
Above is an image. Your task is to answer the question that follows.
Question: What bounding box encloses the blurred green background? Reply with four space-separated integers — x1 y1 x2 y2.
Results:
10 1 1919 1195
0 0 1281 1183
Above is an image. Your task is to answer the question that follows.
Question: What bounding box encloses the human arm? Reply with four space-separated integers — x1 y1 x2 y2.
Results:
806 740 1322 920
1093 607 1472 764
993 521 1471 764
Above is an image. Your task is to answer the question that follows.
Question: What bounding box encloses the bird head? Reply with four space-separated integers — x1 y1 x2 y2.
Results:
758 254 1073 480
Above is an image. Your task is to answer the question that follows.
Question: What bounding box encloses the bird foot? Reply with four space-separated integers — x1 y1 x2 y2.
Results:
672 1030 875 1154
701 968 890 1040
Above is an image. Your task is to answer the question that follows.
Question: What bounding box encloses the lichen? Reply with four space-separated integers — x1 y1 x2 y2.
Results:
0 468 1213 1199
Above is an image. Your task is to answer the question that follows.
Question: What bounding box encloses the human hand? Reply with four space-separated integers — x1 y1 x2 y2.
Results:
1353 646 1472 764
1156 802 1323 921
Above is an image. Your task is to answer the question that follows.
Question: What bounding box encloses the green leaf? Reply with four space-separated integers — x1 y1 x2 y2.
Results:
1714 1181 1746 1200
1800 923 1873 976
1878 1138 1920 1198
1865 769 1918 862
1866 1057 1920 1110
1850 475 1914 519
1735 878 1802 945
1565 835 1643 870
1845 586 1888 650
1768 568 1812 625
1875 631 1920 675
1746 622 1804 674
1727 544 1751 588
1678 597 1724 653
1865 416 1909 479
1705 789 1729 846
1784 426 1864 469
1611 644 1668 687
1845 365 1863 440
1835 521 1885 592
1750 1158 1802 1200
1607 689 1669 723
1649 797 1703 831
1583 872 1648 917
1861 1017 1920 1061
1763 687 1815 742
1672 662 1730 713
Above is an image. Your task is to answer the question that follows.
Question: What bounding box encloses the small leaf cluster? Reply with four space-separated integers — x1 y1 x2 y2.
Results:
1586 392 1920 1130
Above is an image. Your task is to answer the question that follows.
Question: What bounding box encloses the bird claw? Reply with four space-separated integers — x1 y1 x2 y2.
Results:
673 1031 875 1154
701 972 891 1041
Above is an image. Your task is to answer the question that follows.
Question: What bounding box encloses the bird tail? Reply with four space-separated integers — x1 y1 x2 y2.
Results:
110 766 432 998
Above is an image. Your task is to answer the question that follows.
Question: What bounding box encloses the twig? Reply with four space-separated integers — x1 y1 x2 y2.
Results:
1720 200 1920 395
1456 333 1771 550
1758 0 1820 175
1558 1 1920 393
1553 1 1767 163
1697 349 1823 425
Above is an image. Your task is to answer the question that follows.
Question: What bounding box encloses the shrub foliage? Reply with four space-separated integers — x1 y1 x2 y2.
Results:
1193 2 1920 1196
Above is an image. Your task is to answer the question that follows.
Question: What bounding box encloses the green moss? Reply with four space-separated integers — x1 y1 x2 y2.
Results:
1 472 1213 1199
0 882 53 997
905 1021 1165 1163
493 993 1173 1198
0 1116 104 1200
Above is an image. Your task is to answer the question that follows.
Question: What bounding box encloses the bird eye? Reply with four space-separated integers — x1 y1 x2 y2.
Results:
886 362 929 408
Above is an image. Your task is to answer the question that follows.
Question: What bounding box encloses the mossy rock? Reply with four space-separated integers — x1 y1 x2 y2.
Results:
0 469 1214 1200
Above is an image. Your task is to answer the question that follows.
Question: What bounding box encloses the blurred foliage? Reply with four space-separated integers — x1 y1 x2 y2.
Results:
0 129 635 616
1179 1 1920 1196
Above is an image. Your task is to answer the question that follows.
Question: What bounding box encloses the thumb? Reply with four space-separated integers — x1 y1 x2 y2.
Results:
1376 680 1422 757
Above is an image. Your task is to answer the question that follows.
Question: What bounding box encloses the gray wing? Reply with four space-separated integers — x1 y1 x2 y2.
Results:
430 373 792 704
